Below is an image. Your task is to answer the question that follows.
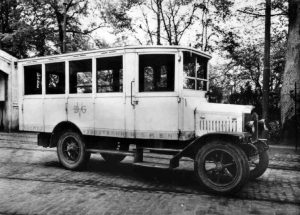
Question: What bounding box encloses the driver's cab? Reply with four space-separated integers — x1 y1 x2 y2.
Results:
128 47 210 141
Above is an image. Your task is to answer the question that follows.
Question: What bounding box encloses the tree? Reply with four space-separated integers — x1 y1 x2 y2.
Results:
194 0 234 52
262 0 271 122
32 0 103 53
210 6 287 120
0 0 33 58
281 0 300 124
0 0 105 57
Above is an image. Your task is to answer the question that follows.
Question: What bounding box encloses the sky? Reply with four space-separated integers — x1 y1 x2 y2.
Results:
78 0 287 68
86 0 265 47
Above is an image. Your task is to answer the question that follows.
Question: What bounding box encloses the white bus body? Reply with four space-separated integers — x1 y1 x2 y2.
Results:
18 46 252 140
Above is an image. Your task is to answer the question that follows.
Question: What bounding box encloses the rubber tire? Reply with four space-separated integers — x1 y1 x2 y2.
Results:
57 131 90 170
249 150 269 180
194 141 250 194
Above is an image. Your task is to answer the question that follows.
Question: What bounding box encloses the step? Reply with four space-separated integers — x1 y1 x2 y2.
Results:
86 149 135 156
141 147 182 153
132 161 170 169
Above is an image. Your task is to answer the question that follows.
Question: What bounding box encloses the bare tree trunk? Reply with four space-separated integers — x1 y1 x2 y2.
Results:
158 1 172 45
62 3 67 53
281 0 300 124
156 0 161 45
262 0 271 121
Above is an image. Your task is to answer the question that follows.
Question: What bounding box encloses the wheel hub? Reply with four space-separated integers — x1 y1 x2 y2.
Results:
215 162 223 171
67 142 77 152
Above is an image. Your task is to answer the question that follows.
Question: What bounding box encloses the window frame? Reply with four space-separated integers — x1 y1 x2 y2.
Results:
137 52 178 96
23 63 43 97
182 51 209 92
68 58 93 95
93 53 124 98
45 61 66 95
96 55 124 94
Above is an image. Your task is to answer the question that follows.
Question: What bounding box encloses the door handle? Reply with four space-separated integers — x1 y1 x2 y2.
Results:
131 80 135 106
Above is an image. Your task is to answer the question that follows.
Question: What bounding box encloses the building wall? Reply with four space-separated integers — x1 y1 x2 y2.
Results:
0 50 18 131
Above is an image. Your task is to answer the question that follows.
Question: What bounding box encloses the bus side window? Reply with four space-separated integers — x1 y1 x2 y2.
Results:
97 56 123 93
46 62 65 94
139 54 175 92
69 59 92 94
24 65 42 95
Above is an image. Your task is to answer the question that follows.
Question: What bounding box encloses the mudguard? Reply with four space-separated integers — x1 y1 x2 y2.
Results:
170 132 252 168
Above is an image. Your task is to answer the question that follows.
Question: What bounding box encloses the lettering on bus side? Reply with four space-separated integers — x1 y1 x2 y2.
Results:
73 103 87 117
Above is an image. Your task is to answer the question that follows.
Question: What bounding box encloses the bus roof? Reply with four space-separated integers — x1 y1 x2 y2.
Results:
17 45 211 63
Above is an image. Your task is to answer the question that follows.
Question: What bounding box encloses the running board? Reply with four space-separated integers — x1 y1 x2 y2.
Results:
132 161 171 169
142 147 182 153
86 147 184 169
86 149 135 156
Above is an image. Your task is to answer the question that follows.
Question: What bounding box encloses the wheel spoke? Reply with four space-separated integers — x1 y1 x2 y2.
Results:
224 168 234 179
223 163 234 168
72 145 79 149
220 151 224 163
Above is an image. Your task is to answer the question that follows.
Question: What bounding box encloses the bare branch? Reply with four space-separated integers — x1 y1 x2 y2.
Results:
237 9 286 17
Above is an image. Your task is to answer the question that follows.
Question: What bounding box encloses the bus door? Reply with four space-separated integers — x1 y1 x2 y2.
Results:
131 53 180 140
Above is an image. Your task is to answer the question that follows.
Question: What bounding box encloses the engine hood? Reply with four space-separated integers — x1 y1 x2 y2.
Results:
195 102 253 114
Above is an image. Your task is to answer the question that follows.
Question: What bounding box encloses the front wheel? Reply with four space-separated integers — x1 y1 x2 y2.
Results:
249 150 269 180
194 141 249 194
57 131 90 170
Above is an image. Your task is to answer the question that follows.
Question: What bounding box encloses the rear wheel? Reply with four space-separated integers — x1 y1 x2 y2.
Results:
57 131 90 170
194 141 249 194
249 150 269 179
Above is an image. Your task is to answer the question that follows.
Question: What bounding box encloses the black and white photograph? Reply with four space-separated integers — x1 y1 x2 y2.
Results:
0 0 299 214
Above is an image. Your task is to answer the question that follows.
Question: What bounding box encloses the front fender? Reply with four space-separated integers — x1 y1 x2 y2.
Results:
253 139 269 154
197 132 252 145
186 132 251 158
170 132 253 168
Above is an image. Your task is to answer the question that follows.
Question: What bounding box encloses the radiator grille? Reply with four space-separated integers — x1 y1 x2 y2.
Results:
199 119 238 132
195 111 242 136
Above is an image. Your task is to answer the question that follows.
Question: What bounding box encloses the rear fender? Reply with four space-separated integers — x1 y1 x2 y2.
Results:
37 121 82 148
49 121 82 148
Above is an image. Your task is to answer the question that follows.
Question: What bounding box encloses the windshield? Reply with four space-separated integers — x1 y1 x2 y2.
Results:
183 51 208 91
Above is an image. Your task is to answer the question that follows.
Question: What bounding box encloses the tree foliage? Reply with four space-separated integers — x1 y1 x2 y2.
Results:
0 0 105 58
207 0 287 122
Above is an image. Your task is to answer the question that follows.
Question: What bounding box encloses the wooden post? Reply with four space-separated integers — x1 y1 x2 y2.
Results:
295 82 298 151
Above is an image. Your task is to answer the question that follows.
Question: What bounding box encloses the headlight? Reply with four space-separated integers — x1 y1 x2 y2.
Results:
245 121 255 134
244 118 268 140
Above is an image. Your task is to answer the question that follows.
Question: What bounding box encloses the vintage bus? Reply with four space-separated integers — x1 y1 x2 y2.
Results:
18 46 269 194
